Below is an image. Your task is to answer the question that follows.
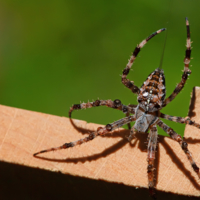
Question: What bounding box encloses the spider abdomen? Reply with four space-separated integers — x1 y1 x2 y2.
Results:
138 68 166 112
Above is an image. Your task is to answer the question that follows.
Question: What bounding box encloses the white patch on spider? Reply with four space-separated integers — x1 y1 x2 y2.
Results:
143 92 149 97
139 40 147 48
187 38 191 48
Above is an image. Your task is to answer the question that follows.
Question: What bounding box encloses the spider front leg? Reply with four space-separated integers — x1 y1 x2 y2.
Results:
122 28 165 94
147 125 158 199
159 112 200 129
33 115 136 156
157 119 200 178
69 99 136 118
163 18 191 107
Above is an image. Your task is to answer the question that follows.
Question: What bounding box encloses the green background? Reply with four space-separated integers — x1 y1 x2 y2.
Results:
0 0 200 137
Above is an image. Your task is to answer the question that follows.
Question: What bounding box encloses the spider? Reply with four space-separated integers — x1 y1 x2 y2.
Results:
34 18 200 198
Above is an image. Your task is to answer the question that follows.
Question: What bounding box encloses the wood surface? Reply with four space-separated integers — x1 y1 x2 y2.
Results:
0 87 200 200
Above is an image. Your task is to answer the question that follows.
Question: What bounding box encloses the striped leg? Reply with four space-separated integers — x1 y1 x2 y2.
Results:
69 99 136 117
157 119 200 178
126 112 131 130
159 112 200 129
33 115 136 156
163 18 191 107
147 125 158 199
122 28 166 94
126 125 137 141
126 104 137 130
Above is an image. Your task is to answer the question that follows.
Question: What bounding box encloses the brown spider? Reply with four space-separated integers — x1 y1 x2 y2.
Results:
34 18 200 198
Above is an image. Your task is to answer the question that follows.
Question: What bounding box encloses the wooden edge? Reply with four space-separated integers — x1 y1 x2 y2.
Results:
0 87 200 199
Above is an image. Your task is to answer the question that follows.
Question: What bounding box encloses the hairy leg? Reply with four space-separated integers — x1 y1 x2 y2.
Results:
69 99 136 117
126 125 137 141
163 18 192 107
33 115 136 156
159 112 200 129
147 125 158 199
122 28 165 94
126 104 137 129
157 119 200 178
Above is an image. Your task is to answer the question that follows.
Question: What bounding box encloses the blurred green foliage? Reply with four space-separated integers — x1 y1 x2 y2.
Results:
0 0 200 137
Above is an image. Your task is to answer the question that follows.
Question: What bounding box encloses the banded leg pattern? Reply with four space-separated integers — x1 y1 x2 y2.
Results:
159 112 200 129
34 115 136 156
69 99 136 117
157 119 200 178
147 125 158 199
163 18 192 107
126 125 137 141
122 28 166 94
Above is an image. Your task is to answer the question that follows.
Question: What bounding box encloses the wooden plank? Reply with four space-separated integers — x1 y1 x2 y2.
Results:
0 87 200 199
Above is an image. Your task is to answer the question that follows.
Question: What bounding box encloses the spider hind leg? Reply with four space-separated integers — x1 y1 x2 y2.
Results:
33 115 136 156
157 119 200 178
159 112 200 129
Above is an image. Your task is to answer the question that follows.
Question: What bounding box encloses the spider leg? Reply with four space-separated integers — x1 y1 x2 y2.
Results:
157 119 200 178
69 99 136 117
125 125 137 141
126 104 137 129
126 112 131 130
147 125 158 199
159 112 200 129
122 28 166 94
33 115 136 156
163 18 191 107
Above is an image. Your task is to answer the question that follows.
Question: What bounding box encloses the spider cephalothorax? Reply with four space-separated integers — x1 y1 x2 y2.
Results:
34 18 200 199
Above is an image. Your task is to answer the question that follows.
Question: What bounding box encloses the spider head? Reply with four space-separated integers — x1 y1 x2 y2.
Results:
137 68 166 112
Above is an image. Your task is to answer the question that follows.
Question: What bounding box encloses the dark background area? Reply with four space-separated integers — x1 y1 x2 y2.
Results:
1 160 199 200
0 0 200 137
